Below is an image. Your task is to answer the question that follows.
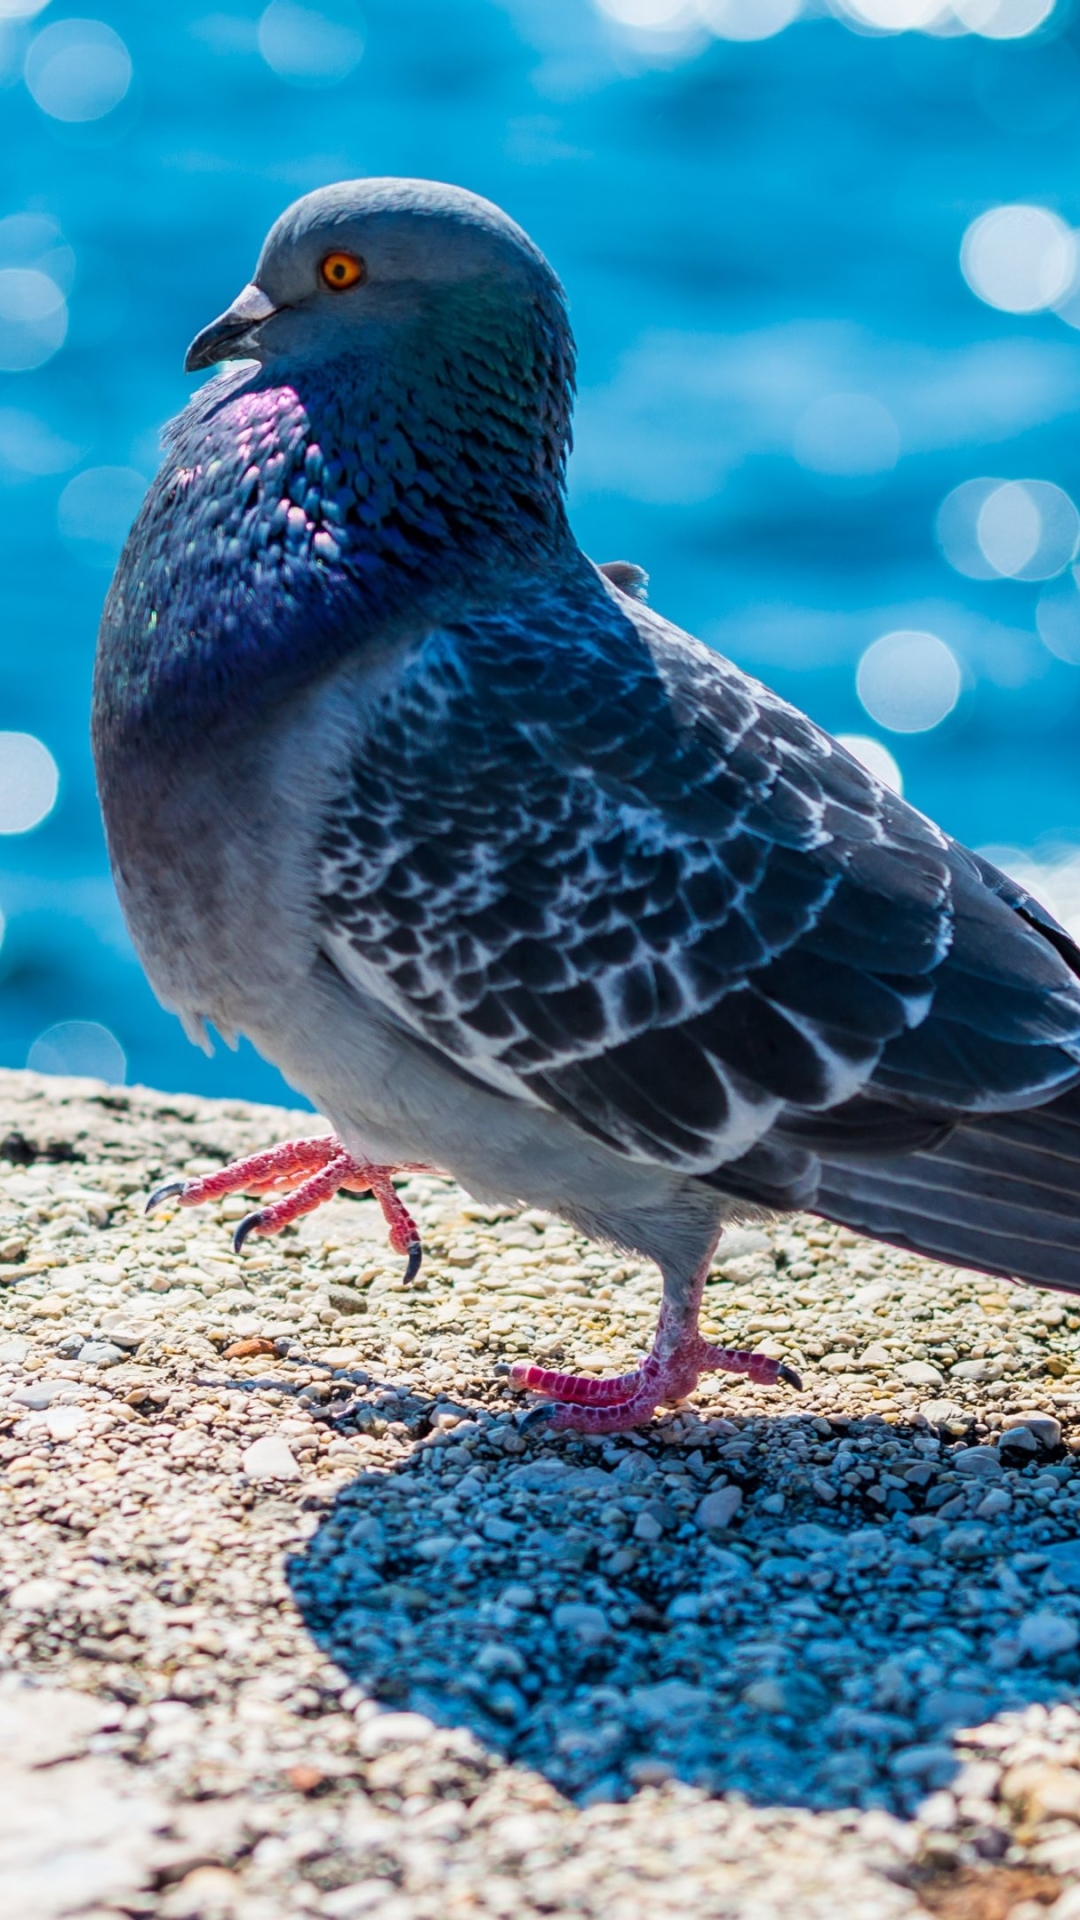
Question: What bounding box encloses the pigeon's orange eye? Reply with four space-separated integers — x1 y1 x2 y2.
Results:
319 251 365 292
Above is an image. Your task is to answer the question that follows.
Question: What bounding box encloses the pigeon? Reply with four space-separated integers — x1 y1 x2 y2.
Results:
93 177 1080 1434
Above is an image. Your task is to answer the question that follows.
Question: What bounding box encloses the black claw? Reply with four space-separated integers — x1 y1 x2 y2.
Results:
233 1209 268 1253
778 1362 804 1391
403 1239 423 1284
146 1180 186 1215
519 1402 560 1433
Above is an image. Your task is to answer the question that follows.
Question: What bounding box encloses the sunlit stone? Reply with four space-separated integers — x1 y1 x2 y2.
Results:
856 630 962 733
0 732 59 834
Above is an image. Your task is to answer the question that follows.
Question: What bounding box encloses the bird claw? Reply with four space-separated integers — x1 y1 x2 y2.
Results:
518 1401 561 1433
142 1135 431 1285
146 1180 186 1215
233 1209 268 1254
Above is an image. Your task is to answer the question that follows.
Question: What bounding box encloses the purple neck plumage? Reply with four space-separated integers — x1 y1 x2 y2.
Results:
93 288 575 756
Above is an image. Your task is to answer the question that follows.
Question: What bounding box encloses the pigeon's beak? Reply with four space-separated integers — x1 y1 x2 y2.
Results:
184 283 282 373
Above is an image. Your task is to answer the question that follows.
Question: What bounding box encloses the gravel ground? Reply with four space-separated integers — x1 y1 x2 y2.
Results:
7 1069 1080 1918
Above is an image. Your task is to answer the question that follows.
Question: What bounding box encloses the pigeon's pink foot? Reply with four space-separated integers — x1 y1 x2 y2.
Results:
511 1252 801 1434
146 1134 432 1279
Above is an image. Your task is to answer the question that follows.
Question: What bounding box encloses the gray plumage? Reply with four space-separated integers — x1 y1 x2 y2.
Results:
92 178 1080 1427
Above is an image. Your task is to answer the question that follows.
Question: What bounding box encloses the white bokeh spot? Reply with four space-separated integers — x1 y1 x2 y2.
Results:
835 0 947 29
835 733 904 795
1037 569 1080 665
58 466 147 567
0 268 66 373
952 0 1054 34
0 732 59 834
961 205 1076 316
27 1020 126 1085
856 630 962 733
24 19 132 122
699 0 802 37
938 477 1079 582
257 1 365 86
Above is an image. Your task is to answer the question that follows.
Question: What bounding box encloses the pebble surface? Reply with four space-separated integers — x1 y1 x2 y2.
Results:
5 1068 1080 1917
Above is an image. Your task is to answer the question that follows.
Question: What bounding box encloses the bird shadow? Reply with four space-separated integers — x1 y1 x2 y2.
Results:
286 1396 1080 1817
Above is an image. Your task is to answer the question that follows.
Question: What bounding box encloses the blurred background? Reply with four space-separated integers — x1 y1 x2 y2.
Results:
1 0 1079 1103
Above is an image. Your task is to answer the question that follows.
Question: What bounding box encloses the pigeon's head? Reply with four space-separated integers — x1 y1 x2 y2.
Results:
185 177 571 386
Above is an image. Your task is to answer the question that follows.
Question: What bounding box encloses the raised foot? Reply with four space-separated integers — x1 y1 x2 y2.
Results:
511 1337 802 1435
146 1134 431 1280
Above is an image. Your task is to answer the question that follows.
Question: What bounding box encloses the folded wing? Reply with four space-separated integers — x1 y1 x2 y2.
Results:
317 575 1080 1248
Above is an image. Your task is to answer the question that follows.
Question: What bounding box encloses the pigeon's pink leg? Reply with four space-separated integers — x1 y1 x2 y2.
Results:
146 1134 431 1278
512 1251 801 1434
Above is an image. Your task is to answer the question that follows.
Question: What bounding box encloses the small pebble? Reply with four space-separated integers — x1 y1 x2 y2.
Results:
76 1341 125 1368
241 1435 301 1481
694 1486 743 1531
1017 1612 1080 1661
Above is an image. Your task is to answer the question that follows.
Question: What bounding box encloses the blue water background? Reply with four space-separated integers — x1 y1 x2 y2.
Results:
2 0 1080 1103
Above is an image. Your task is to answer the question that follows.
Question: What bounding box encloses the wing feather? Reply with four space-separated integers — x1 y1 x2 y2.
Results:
318 576 1080 1191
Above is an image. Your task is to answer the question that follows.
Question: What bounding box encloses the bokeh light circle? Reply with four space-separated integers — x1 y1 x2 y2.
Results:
953 0 1054 35
937 478 1001 579
835 733 904 794
0 408 81 477
27 1020 126 1084
979 480 1078 579
0 268 66 372
793 392 899 477
257 1 365 86
0 732 59 834
24 19 133 122
594 0 694 23
0 213 75 296
856 630 962 733
1037 570 1080 664
836 0 945 29
937 477 1079 581
58 466 147 567
699 0 802 37
976 480 1041 576
960 205 1075 314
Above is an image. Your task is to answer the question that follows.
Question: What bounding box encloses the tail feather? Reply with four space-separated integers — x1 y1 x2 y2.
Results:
815 1082 1080 1293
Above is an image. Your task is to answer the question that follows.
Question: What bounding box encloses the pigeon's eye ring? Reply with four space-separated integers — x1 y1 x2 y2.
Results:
319 251 366 292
